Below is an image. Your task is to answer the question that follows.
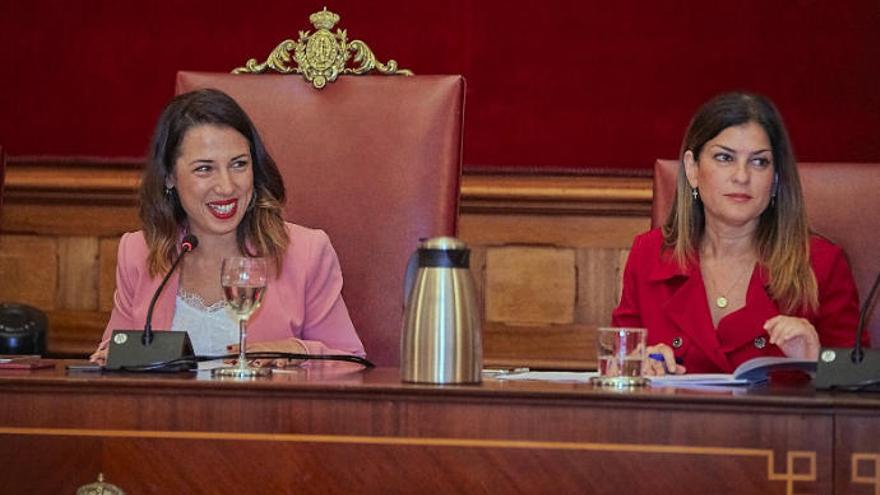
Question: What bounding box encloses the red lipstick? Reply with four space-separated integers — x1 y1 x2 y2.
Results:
207 198 238 219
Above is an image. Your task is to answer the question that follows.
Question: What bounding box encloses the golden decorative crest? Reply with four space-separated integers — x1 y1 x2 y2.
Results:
76 473 126 495
232 7 413 89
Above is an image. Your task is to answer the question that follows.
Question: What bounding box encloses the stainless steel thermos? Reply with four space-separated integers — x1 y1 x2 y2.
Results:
401 237 482 384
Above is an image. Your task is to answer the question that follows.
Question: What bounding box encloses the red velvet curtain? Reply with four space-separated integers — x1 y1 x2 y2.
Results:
1 0 878 169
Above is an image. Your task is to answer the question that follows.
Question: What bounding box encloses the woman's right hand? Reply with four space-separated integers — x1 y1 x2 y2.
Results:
644 343 686 376
89 347 107 365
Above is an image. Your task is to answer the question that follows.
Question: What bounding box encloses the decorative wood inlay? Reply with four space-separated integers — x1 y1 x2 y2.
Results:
0 427 816 495
852 454 880 495
484 246 576 325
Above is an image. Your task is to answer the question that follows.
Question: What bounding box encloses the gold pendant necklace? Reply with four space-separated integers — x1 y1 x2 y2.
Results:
707 261 755 309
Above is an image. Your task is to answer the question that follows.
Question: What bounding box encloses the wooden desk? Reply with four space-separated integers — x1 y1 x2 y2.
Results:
0 363 878 494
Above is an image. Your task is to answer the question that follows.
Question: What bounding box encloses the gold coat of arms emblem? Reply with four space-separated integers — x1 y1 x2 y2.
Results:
233 7 412 89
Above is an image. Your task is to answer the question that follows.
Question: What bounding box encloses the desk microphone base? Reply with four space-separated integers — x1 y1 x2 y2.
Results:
104 330 194 372
815 347 880 390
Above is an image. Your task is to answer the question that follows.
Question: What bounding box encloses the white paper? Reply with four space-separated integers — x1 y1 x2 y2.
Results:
494 371 598 383
648 373 749 387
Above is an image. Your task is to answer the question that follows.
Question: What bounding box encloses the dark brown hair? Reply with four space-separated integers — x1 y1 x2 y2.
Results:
662 92 817 313
140 88 289 276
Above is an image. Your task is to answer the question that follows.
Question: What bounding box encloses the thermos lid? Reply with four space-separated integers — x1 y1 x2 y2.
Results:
421 236 467 250
418 236 469 268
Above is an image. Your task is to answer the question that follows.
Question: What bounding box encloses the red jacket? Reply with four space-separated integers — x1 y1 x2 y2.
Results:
612 228 865 373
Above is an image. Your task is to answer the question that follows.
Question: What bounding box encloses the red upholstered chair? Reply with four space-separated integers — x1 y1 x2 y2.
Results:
652 159 880 345
0 145 5 218
176 73 464 366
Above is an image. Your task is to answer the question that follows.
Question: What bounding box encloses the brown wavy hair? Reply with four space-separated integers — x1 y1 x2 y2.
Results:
140 88 289 276
662 92 818 313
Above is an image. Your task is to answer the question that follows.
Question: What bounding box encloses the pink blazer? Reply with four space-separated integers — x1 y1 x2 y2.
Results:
97 223 365 358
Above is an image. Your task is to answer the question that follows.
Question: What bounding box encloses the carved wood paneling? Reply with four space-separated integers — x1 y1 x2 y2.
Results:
0 158 653 364
461 174 652 216
98 237 119 313
485 246 576 325
576 247 626 326
0 234 58 310
3 366 866 493
57 237 99 311
459 213 649 248
46 310 110 357
1 157 141 237
460 174 649 368
483 321 597 370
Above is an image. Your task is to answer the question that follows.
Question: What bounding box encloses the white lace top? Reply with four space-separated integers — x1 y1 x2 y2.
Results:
171 290 238 357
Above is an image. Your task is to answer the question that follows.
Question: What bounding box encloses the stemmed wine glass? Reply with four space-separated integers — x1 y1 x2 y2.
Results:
213 257 269 377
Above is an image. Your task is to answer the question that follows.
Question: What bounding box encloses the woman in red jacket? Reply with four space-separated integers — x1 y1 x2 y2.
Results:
612 92 865 375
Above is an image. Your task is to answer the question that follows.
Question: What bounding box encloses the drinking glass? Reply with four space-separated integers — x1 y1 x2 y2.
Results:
213 257 270 377
591 327 649 387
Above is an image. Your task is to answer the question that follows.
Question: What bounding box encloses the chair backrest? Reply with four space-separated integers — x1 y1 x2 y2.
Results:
0 145 5 220
652 159 880 344
177 72 464 366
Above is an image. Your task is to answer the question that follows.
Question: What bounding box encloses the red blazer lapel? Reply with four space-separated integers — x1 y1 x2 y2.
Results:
716 265 779 354
651 254 732 372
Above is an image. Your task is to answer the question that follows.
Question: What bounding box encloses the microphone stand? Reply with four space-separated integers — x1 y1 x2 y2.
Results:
104 235 198 372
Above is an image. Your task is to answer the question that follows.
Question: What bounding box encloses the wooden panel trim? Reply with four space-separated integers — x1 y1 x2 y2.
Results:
0 427 819 495
461 174 653 216
0 425 814 455
46 310 109 357
5 156 143 205
4 156 654 214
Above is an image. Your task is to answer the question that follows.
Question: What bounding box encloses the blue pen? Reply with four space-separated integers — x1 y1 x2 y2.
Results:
649 353 683 372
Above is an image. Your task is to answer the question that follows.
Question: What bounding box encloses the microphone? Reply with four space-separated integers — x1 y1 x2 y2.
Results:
143 234 198 345
104 235 199 372
815 270 880 390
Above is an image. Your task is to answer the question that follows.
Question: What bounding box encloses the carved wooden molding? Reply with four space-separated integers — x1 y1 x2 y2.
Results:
4 157 654 216
4 156 142 205
461 174 652 216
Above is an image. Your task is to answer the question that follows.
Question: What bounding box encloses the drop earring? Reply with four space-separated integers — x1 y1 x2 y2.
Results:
691 187 699 200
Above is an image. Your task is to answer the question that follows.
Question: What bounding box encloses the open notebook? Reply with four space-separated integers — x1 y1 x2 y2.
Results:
490 357 817 387
649 356 816 386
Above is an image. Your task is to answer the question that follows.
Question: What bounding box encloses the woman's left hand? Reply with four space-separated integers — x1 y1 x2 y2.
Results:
763 315 820 360
227 339 309 368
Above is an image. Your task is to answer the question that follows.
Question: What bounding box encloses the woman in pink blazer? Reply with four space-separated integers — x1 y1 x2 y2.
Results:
613 92 865 375
91 89 364 367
